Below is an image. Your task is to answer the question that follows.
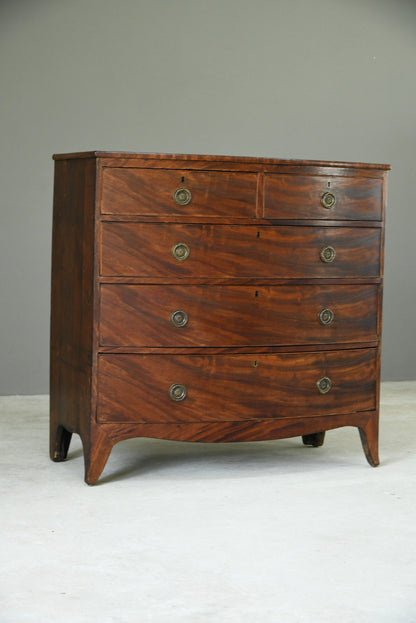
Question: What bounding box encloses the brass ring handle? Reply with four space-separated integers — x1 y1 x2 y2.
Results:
321 191 336 209
170 310 189 328
318 308 334 326
169 383 187 401
320 246 336 263
317 377 332 394
173 187 192 206
172 242 190 261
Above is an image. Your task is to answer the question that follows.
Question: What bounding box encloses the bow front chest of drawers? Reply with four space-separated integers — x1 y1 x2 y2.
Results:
50 152 389 484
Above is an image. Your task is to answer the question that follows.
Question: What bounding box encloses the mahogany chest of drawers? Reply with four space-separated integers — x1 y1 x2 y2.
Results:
50 152 389 484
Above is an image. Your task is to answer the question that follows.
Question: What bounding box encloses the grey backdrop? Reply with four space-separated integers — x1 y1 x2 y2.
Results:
1 0 415 394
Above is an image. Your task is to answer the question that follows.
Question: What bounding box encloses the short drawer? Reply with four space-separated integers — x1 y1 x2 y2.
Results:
264 174 382 220
96 349 377 423
101 223 381 278
99 284 379 347
100 168 257 217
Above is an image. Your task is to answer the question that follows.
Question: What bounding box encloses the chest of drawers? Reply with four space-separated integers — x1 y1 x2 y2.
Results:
50 152 389 484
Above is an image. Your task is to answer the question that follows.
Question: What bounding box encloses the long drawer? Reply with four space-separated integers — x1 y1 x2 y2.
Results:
101 224 381 278
99 284 379 347
96 349 377 423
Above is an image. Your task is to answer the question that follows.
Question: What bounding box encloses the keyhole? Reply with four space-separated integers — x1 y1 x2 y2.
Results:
257 231 260 238
181 176 185 183
327 181 331 188
255 290 259 297
253 360 258 367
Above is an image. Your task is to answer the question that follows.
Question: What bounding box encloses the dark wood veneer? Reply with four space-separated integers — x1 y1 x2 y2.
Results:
101 223 381 278
96 349 377 423
264 173 382 220
50 152 389 483
99 284 379 347
101 168 258 217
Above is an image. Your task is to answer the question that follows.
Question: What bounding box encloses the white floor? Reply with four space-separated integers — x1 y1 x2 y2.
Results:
1 382 416 623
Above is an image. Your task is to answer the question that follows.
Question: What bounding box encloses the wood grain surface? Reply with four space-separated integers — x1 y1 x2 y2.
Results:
264 173 382 220
99 284 379 347
101 223 381 278
101 168 257 216
50 157 97 461
96 349 377 423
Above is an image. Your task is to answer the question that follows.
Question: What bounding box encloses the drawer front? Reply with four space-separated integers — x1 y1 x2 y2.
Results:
101 223 381 278
264 174 382 220
100 168 257 217
99 284 379 347
97 349 377 423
